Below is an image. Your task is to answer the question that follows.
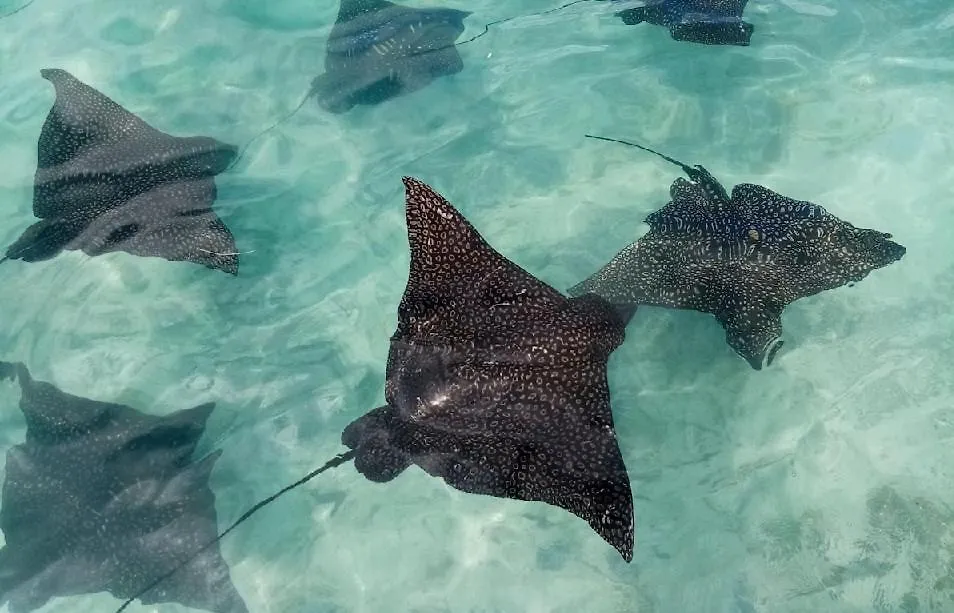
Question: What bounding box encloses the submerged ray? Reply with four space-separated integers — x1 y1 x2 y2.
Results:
610 0 754 46
4 69 240 274
570 135 906 368
0 362 246 613
311 0 470 113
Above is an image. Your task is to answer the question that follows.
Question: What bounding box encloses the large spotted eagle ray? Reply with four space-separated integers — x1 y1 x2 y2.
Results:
0 362 246 613
2 69 240 274
570 135 906 370
310 0 470 113
114 176 635 611
607 0 754 46
340 176 634 558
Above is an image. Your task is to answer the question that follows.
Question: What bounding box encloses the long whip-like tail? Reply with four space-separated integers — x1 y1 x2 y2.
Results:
584 134 731 204
114 449 357 612
585 134 699 176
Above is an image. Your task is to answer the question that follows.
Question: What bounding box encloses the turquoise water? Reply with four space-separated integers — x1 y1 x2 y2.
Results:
1 0 954 611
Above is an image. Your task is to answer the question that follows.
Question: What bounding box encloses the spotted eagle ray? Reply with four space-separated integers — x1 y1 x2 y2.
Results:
0 362 246 613
2 69 240 274
340 176 634 560
569 135 906 369
310 0 470 113
608 0 754 46
115 175 635 611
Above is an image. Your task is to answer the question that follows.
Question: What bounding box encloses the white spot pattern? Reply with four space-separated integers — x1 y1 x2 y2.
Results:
342 177 636 561
310 0 469 113
570 175 905 369
4 69 239 275
0 363 246 613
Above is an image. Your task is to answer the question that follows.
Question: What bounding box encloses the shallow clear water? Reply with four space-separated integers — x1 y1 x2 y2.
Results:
1 0 953 611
